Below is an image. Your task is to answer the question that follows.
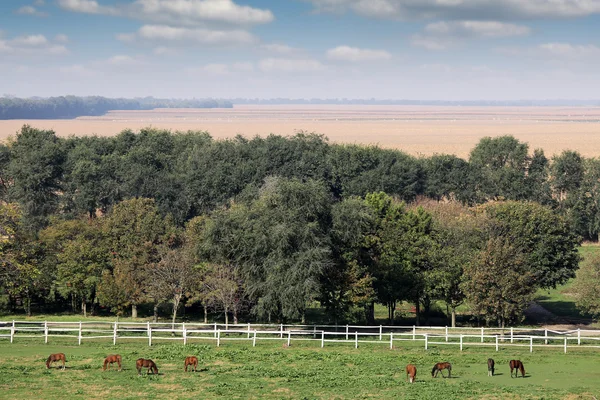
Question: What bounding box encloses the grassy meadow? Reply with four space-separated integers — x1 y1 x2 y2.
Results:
0 338 599 399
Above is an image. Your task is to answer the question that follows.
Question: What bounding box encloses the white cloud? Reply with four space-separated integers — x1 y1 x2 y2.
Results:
119 25 256 45
305 0 600 20
59 64 97 77
34 0 45 5
107 55 140 66
539 42 600 58
185 61 254 75
0 34 68 56
424 21 530 38
326 45 392 62
202 63 230 75
55 34 69 43
258 58 325 73
59 0 274 26
411 20 530 50
261 43 297 55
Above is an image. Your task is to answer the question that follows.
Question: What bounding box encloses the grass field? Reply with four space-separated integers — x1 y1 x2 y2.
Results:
0 339 599 399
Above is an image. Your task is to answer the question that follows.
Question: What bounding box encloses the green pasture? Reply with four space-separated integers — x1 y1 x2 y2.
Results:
0 338 599 399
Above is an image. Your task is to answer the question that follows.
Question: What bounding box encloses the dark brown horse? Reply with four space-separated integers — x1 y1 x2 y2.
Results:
184 356 198 372
509 360 525 378
46 353 66 370
487 358 495 376
431 362 452 378
136 358 158 375
406 364 417 383
103 354 122 371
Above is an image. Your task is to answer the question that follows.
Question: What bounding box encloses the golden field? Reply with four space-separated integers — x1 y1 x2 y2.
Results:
1 105 600 158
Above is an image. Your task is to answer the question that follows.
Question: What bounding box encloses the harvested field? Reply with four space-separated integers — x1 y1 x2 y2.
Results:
1 105 600 158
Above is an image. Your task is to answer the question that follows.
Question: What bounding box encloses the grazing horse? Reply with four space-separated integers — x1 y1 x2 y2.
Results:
406 364 417 383
103 354 122 371
136 358 158 375
184 356 198 372
431 362 452 378
46 353 66 370
487 358 495 376
509 360 525 378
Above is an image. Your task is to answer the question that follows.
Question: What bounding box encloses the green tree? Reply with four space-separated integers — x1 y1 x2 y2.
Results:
551 150 584 202
7 126 65 232
39 218 109 316
101 198 176 318
572 254 600 318
464 237 534 327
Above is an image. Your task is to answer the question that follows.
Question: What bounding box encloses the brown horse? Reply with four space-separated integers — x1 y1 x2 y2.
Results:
487 358 495 376
46 353 66 370
406 364 417 383
184 356 198 372
509 360 525 378
431 362 452 378
103 354 122 371
136 358 158 375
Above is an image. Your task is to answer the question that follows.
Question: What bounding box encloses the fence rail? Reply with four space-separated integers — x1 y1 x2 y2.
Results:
1 320 599 353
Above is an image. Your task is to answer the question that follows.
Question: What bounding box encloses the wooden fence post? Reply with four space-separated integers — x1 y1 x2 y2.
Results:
345 324 349 340
10 320 15 343
495 335 499 352
247 323 251 339
481 327 484 343
564 337 567 353
287 331 291 347
183 323 187 345
214 322 217 338
510 327 513 343
412 326 416 341
445 326 448 342
113 322 117 345
148 322 152 347
379 325 382 341
280 324 283 339
217 329 221 347
44 321 48 344
530 336 533 353
545 329 548 345
321 331 325 348
424 333 428 350
78 322 82 345
578 328 581 345
253 330 257 347
390 332 393 350
355 332 358 349
460 334 463 351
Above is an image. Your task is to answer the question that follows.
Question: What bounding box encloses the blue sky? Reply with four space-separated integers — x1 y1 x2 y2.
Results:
1 0 600 100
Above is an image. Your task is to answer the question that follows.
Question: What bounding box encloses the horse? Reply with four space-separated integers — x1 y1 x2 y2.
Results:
184 356 198 372
46 353 66 370
487 358 495 376
406 364 417 383
509 360 525 378
103 354 122 371
431 362 452 378
136 358 158 375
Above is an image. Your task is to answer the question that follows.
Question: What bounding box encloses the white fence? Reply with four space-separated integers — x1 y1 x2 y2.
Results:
1 321 599 353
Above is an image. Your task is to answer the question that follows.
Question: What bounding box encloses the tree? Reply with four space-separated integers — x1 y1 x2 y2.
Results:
148 246 197 327
551 150 584 202
479 201 581 289
7 126 65 232
40 218 109 316
200 263 247 325
464 237 534 327
572 254 600 318
469 135 530 201
101 198 176 318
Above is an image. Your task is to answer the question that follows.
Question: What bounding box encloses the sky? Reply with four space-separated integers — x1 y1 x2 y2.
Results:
1 0 600 100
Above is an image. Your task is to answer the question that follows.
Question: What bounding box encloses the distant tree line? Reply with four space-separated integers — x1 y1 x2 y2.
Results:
0 96 233 120
0 126 593 326
230 98 600 106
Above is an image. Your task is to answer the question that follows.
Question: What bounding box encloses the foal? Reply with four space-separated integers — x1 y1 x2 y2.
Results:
509 360 525 378
103 354 122 371
406 364 417 383
46 353 66 370
136 358 159 375
184 356 198 372
431 362 452 378
487 358 495 376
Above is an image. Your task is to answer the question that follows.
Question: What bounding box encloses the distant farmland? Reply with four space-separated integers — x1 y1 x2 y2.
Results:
1 105 600 158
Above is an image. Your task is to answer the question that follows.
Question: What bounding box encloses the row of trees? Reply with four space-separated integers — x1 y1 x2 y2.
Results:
0 97 233 120
0 127 586 325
